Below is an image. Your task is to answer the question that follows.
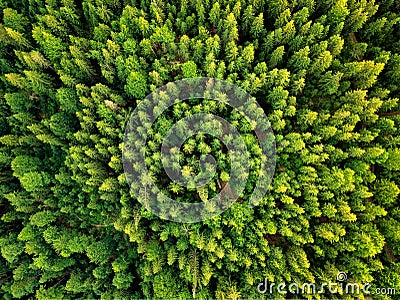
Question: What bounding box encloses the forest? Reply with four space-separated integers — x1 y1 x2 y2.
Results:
0 0 400 299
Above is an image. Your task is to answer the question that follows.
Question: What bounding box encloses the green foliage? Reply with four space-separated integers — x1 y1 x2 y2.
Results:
125 71 148 99
181 61 198 78
0 0 400 298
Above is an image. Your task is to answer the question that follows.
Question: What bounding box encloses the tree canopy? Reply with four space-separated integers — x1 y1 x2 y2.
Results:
0 0 400 299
